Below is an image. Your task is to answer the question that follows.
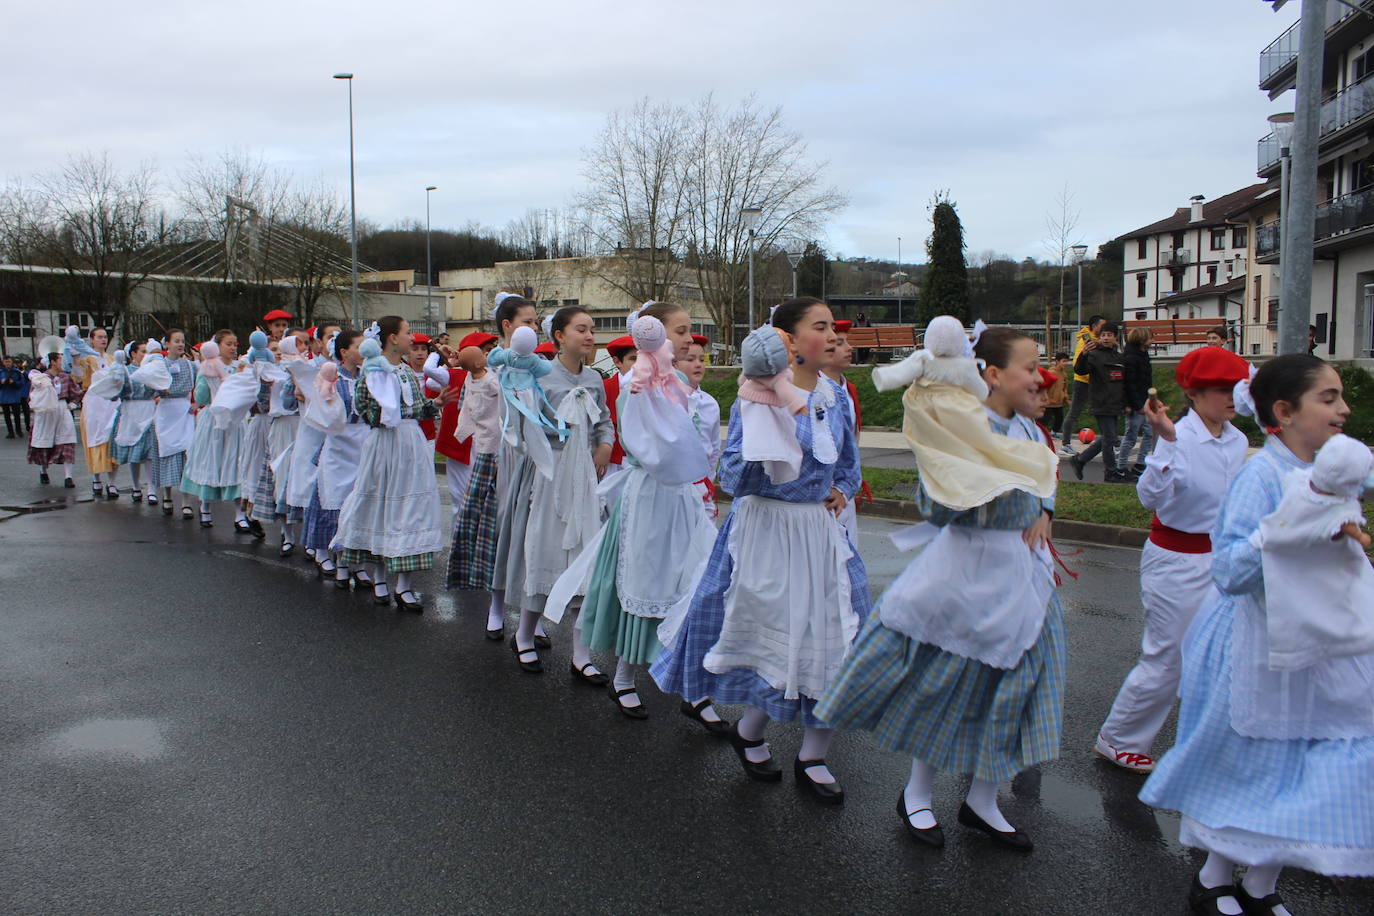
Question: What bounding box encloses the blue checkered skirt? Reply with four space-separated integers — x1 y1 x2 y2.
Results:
1139 593 1374 865
649 505 870 727
446 452 498 591
814 595 1066 783
149 448 185 488
109 410 156 465
303 487 340 552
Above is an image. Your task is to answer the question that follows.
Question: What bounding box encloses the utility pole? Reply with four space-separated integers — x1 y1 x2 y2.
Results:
1279 0 1326 354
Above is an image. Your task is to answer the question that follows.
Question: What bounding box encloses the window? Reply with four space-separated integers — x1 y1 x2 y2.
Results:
1210 229 1227 250
1172 231 1186 250
561 299 579 308
539 300 558 309
1136 238 1147 259
1350 152 1374 192
1233 227 1248 249
1136 273 1147 297
1355 46 1374 83
1207 266 1218 285
1134 311 1148 321
57 312 96 331
592 316 623 332
2 310 35 339
1170 272 1183 293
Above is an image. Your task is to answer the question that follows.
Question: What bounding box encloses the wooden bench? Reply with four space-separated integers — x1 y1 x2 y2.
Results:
842 325 919 362
1123 318 1221 347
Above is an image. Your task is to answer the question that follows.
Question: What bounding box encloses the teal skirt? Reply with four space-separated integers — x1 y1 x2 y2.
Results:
579 498 662 666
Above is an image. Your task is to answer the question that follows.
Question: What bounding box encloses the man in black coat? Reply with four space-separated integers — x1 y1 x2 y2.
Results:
1069 323 1126 482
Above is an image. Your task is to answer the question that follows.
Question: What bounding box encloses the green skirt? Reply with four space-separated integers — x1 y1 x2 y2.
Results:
579 499 662 666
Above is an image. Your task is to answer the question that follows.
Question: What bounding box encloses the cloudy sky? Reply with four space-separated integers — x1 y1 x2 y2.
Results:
4 0 1298 264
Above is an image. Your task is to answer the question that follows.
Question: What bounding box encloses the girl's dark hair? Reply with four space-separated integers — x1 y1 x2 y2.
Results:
334 329 361 356
770 297 827 335
973 326 1032 369
551 306 590 346
89 326 110 340
377 315 406 348
1249 353 1328 427
212 328 235 345
165 327 185 342
495 296 535 332
641 301 687 326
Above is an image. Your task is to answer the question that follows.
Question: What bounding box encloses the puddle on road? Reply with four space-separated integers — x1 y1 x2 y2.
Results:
1035 769 1186 855
0 499 74 518
46 717 167 761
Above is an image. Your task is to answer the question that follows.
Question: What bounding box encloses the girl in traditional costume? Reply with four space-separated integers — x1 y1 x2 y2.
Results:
179 331 244 527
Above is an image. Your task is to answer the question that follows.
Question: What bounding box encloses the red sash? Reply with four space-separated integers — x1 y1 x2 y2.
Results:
1149 514 1211 553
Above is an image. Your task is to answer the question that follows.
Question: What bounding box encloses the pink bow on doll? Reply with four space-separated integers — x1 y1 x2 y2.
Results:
628 316 692 408
315 361 339 401
737 371 808 414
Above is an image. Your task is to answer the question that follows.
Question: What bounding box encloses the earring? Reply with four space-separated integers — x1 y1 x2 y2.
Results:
796 355 805 365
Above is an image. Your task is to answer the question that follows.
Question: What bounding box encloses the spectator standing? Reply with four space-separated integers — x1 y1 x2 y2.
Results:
1069 322 1126 482
1118 327 1155 476
0 355 24 437
1059 315 1106 456
1042 352 1070 436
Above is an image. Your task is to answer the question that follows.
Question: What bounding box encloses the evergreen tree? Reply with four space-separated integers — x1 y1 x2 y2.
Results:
920 193 969 324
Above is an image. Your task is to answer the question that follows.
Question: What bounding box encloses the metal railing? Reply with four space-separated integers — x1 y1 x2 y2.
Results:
1314 185 1374 240
1260 20 1300 84
1258 133 1281 172
1320 73 1374 135
1257 220 1280 258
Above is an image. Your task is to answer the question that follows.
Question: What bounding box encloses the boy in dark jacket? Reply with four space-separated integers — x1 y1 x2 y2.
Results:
1069 323 1125 482
1118 327 1155 475
0 356 24 438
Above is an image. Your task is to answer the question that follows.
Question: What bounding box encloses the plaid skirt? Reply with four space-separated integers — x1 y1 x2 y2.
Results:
28 443 76 467
303 488 339 552
446 452 498 591
337 547 434 574
814 595 1067 783
149 449 186 488
110 422 156 465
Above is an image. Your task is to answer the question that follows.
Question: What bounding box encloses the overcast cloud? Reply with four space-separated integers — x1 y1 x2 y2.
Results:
2 0 1298 263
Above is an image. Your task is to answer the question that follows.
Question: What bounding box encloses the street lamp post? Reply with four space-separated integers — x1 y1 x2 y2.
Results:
786 248 805 298
1269 112 1295 347
1071 244 1088 351
425 185 437 334
332 73 359 321
743 205 762 334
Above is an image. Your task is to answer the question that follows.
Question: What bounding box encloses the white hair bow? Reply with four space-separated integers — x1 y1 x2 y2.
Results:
363 321 381 341
492 290 518 320
541 315 554 340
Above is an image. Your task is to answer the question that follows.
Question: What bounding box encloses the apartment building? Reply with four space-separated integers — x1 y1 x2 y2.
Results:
1255 0 1374 362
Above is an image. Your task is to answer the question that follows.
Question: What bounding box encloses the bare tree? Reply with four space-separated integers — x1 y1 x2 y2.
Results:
24 153 177 332
678 94 847 347
576 98 691 303
1042 183 1082 351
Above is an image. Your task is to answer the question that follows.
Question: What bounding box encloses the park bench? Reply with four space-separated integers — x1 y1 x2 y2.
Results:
845 325 919 362
1122 317 1219 349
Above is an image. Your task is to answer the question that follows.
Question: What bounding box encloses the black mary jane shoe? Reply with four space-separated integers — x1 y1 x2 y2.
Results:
794 758 845 805
352 569 374 589
1188 875 1243 916
279 540 294 558
92 482 102 498
372 585 391 607
181 506 194 520
533 633 552 650
63 477 74 489
162 504 174 517
200 516 213 529
509 635 543 673
727 726 782 782
104 485 119 500
679 698 732 736
394 590 424 613
607 684 649 720
39 472 50 485
248 519 265 539
896 791 944 848
234 519 252 534
1234 884 1286 916
334 571 352 591
131 490 142 503
956 803 1033 852
571 661 609 686
484 624 505 642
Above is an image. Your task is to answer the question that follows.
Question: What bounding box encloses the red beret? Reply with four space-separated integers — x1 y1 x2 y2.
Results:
1176 346 1251 389
534 341 557 356
261 309 293 323
411 332 431 345
1037 366 1058 390
459 332 498 350
606 335 636 357
690 334 710 347
833 320 853 334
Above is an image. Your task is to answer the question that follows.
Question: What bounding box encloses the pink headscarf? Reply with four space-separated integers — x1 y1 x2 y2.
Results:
627 315 692 408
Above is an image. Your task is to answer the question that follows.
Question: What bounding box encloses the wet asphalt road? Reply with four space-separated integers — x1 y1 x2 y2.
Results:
1 443 1371 915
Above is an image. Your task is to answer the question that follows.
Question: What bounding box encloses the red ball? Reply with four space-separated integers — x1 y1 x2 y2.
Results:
1078 428 1095 444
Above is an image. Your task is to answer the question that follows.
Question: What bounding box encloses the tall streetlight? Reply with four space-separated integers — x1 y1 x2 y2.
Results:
1269 111 1295 344
333 73 359 320
1071 244 1088 351
786 248 805 298
425 185 437 334
743 205 763 333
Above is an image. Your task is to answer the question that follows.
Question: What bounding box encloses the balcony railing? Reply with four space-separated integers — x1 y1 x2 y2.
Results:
1260 20 1300 85
1258 132 1281 172
1315 184 1374 240
1162 248 1192 267
1256 220 1281 259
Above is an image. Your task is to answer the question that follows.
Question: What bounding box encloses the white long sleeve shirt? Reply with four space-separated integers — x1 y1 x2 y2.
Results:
1136 411 1248 534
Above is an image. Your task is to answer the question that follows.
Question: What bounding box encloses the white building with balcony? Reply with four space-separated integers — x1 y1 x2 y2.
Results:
1118 185 1279 355
1255 0 1374 363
